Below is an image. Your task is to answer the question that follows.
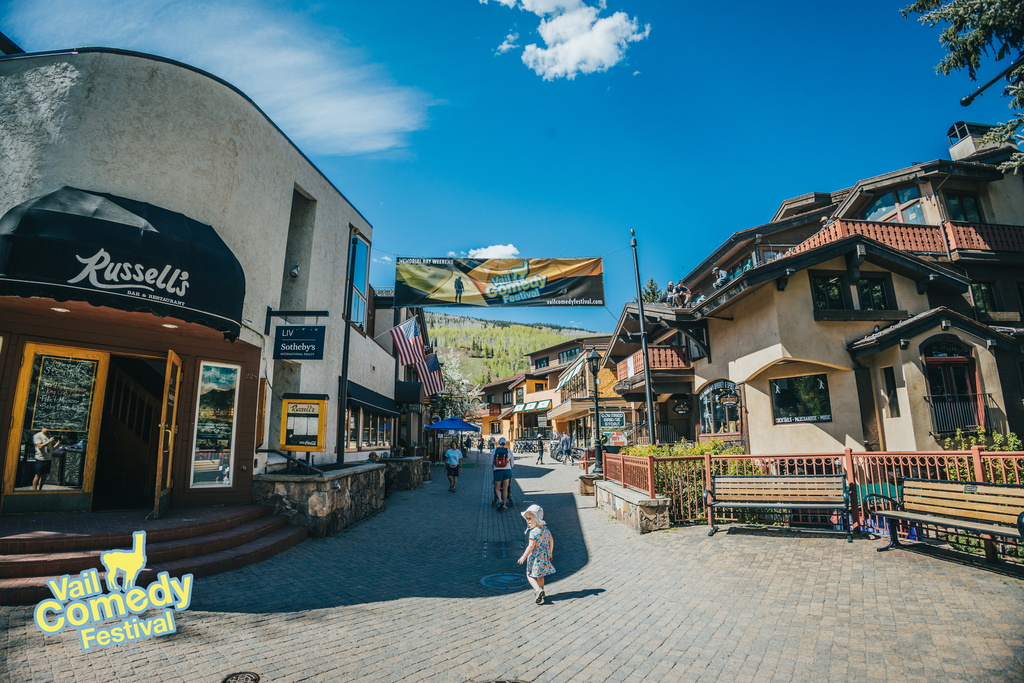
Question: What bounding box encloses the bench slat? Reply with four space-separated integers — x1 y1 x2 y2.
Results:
904 493 1024 520
874 510 1022 538
903 481 1024 498
716 485 844 492
716 493 844 500
711 503 846 509
715 477 844 484
901 501 1021 525
902 487 1024 507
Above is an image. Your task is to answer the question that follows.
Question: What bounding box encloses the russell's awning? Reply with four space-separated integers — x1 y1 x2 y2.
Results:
0 187 245 338
347 381 399 417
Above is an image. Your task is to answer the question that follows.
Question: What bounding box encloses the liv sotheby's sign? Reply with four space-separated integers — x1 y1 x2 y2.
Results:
273 325 326 360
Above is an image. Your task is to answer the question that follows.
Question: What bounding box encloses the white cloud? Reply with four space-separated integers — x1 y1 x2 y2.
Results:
495 32 519 55
467 244 520 259
481 0 649 80
372 255 393 264
2 0 431 155
447 251 459 257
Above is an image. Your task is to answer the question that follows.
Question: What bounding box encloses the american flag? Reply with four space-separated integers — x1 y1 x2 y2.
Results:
416 353 444 397
390 318 426 366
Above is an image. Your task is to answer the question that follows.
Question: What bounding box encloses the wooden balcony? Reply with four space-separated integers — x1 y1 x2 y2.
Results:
616 346 690 381
786 219 1024 258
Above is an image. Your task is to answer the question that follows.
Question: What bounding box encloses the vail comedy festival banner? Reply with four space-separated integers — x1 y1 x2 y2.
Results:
394 258 604 308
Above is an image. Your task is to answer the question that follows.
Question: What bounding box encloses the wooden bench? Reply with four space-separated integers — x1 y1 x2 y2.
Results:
704 474 852 542
867 478 1024 557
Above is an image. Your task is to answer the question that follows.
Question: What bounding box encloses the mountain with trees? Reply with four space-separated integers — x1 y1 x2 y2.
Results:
425 312 598 385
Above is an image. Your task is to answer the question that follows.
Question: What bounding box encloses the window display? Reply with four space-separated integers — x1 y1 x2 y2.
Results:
189 362 240 487
770 374 832 424
699 380 740 435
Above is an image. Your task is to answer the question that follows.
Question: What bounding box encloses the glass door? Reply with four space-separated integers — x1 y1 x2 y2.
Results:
152 350 182 518
2 344 109 514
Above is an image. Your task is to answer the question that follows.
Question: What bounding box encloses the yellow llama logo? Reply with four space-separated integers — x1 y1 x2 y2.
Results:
33 531 193 652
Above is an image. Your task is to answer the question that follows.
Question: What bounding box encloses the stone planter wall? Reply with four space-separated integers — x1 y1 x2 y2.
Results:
380 456 424 490
595 480 671 534
253 464 383 537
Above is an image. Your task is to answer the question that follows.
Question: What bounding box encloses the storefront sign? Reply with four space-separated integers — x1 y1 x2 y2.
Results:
190 363 241 487
673 401 691 415
272 325 326 360
598 412 626 429
0 187 245 338
603 430 627 446
280 396 328 452
538 416 548 427
395 257 604 308
717 391 740 407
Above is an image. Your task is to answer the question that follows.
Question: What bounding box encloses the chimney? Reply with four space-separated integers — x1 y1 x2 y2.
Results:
947 121 1004 161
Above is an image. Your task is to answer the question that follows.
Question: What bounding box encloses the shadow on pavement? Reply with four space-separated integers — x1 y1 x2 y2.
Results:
191 466 594 614
544 588 605 603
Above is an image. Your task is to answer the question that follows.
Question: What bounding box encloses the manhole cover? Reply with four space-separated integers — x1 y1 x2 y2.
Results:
480 573 530 591
223 674 260 683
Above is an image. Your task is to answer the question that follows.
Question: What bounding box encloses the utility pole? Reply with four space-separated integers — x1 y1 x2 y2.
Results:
631 229 657 445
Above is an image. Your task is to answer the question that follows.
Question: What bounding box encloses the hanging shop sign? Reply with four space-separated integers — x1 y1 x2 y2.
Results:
272 325 326 360
717 390 740 407
598 412 627 429
673 400 691 415
431 414 440 423
603 430 627 446
394 257 604 308
0 187 245 338
280 394 328 452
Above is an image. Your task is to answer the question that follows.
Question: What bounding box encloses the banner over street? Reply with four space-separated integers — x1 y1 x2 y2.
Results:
394 257 604 308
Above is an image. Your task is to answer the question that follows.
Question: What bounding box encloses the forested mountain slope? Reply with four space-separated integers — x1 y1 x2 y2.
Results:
425 312 596 385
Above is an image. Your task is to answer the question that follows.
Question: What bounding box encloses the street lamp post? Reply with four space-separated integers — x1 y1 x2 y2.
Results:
586 348 603 475
631 229 657 445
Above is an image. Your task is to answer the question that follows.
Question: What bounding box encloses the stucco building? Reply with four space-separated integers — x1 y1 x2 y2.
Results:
606 124 1024 453
0 47 417 516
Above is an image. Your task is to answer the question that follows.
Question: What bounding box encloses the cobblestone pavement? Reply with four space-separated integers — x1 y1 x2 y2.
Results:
2 450 1023 683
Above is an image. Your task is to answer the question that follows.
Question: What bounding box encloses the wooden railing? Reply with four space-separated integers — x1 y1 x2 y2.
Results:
784 219 1024 259
602 447 1024 562
944 221 1024 253
603 453 656 498
615 345 690 381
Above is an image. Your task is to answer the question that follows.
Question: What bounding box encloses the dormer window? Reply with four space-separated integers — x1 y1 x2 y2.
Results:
861 186 926 224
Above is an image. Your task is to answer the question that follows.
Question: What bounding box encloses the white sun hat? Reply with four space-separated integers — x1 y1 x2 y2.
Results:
521 504 545 526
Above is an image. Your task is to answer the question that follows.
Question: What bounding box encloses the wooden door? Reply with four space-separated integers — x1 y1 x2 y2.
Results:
2 343 109 514
152 350 182 519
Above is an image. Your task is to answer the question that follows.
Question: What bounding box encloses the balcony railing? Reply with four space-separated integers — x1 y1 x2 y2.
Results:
784 219 1024 258
616 346 690 381
924 393 998 435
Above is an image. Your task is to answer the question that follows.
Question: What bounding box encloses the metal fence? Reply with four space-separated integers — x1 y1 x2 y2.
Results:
601 447 1024 562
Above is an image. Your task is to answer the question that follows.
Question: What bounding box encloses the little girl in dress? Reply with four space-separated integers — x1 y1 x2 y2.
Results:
518 504 555 604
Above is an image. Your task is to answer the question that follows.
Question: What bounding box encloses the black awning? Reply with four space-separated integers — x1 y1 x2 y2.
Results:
348 381 399 417
0 187 245 338
394 380 423 404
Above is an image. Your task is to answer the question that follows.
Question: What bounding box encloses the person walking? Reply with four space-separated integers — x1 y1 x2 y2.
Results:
559 432 572 466
492 437 513 510
518 504 555 604
444 441 463 493
488 436 496 452
535 433 545 464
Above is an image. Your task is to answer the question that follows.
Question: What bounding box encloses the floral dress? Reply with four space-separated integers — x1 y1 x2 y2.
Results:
526 526 555 578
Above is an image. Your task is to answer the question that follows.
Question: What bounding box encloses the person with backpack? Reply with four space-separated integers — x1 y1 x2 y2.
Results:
492 437 513 511
535 433 545 464
559 432 572 466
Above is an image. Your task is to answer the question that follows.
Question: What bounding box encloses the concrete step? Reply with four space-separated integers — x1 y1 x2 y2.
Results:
0 523 307 606
0 515 289 578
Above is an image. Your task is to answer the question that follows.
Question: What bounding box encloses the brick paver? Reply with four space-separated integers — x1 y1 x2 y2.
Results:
2 450 1023 682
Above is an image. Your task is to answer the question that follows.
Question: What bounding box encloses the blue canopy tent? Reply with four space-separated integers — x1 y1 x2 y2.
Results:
425 417 480 432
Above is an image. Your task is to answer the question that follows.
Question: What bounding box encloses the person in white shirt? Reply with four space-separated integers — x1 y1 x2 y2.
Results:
32 427 59 491
444 441 464 493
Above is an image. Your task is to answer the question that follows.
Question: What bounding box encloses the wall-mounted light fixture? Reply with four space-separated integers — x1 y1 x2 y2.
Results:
289 264 300 278
899 338 911 350
940 319 951 331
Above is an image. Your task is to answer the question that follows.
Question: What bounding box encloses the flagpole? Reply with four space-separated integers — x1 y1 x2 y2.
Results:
336 232 359 466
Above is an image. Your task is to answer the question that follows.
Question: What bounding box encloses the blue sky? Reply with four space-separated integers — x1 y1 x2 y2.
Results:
3 0 1017 332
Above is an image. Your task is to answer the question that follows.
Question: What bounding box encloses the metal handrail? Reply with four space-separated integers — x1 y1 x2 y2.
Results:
256 448 325 477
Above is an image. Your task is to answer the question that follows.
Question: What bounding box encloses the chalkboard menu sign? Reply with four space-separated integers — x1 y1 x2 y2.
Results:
29 355 99 432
